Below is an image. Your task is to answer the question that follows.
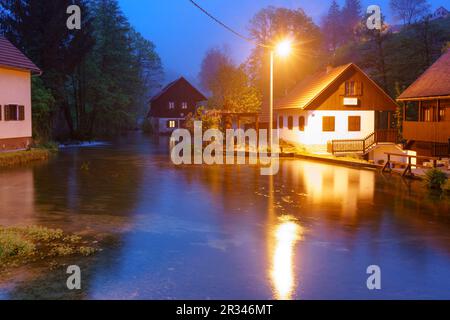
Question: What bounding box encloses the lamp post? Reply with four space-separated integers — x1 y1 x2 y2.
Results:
269 40 292 149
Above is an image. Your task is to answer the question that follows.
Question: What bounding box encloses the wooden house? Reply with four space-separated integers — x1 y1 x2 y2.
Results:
275 63 399 156
147 77 206 134
397 50 450 157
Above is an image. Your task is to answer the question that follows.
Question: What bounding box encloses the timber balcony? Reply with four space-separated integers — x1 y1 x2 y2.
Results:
403 121 450 144
328 129 398 155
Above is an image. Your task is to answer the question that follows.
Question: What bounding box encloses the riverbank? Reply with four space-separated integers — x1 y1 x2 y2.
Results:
0 149 50 168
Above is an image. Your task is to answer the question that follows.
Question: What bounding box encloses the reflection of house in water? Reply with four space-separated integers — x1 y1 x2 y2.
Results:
283 161 374 216
0 169 35 225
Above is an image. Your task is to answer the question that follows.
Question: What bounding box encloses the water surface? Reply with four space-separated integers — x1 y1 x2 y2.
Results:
0 133 449 299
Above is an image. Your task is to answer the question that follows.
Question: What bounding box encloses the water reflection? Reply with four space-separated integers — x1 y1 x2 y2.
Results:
271 218 302 300
1 133 450 299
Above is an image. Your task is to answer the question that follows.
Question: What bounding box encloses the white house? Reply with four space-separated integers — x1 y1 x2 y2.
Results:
0 36 41 151
275 63 399 156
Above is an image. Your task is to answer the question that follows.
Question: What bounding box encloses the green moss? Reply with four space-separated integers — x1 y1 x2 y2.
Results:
0 149 50 168
424 168 448 190
0 226 97 269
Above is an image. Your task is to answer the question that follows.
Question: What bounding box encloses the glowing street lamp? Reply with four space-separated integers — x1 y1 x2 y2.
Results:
269 40 292 149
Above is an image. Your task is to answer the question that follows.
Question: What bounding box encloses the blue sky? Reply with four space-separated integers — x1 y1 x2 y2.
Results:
118 0 447 86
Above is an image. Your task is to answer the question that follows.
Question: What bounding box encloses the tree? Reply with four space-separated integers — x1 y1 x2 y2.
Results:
0 0 95 138
199 48 261 114
390 0 431 25
0 0 163 140
31 78 55 142
341 0 363 42
322 0 344 52
198 47 232 94
247 7 324 102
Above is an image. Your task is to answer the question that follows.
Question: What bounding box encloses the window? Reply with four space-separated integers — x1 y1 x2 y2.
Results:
348 116 361 131
279 116 284 129
288 116 293 130
181 102 188 109
345 81 356 96
422 107 432 122
345 81 362 96
439 107 446 122
167 120 177 129
169 102 175 109
299 116 305 131
322 116 335 132
4 105 24 121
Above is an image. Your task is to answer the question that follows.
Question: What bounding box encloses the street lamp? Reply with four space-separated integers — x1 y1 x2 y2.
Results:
269 40 292 149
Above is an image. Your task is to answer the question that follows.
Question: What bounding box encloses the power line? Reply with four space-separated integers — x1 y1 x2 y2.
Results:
188 0 270 49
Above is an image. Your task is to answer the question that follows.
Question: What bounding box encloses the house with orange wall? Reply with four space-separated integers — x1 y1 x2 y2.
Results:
0 36 41 151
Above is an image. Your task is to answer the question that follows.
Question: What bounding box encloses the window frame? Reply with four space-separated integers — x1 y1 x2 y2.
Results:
287 116 294 130
299 116 305 131
279 116 284 129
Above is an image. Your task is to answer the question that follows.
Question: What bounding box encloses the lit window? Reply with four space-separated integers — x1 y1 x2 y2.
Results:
182 102 188 109
169 102 175 109
168 120 176 128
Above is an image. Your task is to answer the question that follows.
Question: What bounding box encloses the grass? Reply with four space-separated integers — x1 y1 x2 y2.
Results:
0 149 50 168
0 226 97 269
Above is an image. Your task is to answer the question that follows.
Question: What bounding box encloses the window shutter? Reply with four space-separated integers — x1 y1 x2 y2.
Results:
0 105 2 121
288 116 293 130
299 116 305 131
5 105 10 121
19 105 25 121
348 116 361 131
356 82 363 96
339 83 346 96
323 116 335 132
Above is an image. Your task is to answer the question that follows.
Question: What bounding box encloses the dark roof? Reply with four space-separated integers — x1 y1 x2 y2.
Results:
150 77 206 103
0 36 41 74
398 50 450 100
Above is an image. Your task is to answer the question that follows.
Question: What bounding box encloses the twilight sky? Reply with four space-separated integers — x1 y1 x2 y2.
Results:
118 0 448 87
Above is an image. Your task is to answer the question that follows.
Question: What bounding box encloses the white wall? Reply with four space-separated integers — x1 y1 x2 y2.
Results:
0 68 32 139
277 110 375 147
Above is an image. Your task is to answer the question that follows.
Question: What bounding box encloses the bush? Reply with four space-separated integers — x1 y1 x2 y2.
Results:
141 119 154 134
424 168 448 190
442 179 450 193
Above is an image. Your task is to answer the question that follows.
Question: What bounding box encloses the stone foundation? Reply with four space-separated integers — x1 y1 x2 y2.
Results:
0 137 32 151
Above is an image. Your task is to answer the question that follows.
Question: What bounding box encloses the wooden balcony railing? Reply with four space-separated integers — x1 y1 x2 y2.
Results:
403 121 450 144
328 129 398 154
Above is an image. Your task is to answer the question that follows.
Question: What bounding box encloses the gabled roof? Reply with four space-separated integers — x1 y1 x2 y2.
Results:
276 64 352 110
150 77 206 103
398 50 450 100
275 63 397 110
0 36 41 74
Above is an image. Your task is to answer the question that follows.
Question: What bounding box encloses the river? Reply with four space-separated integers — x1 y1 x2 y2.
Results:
0 132 449 299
